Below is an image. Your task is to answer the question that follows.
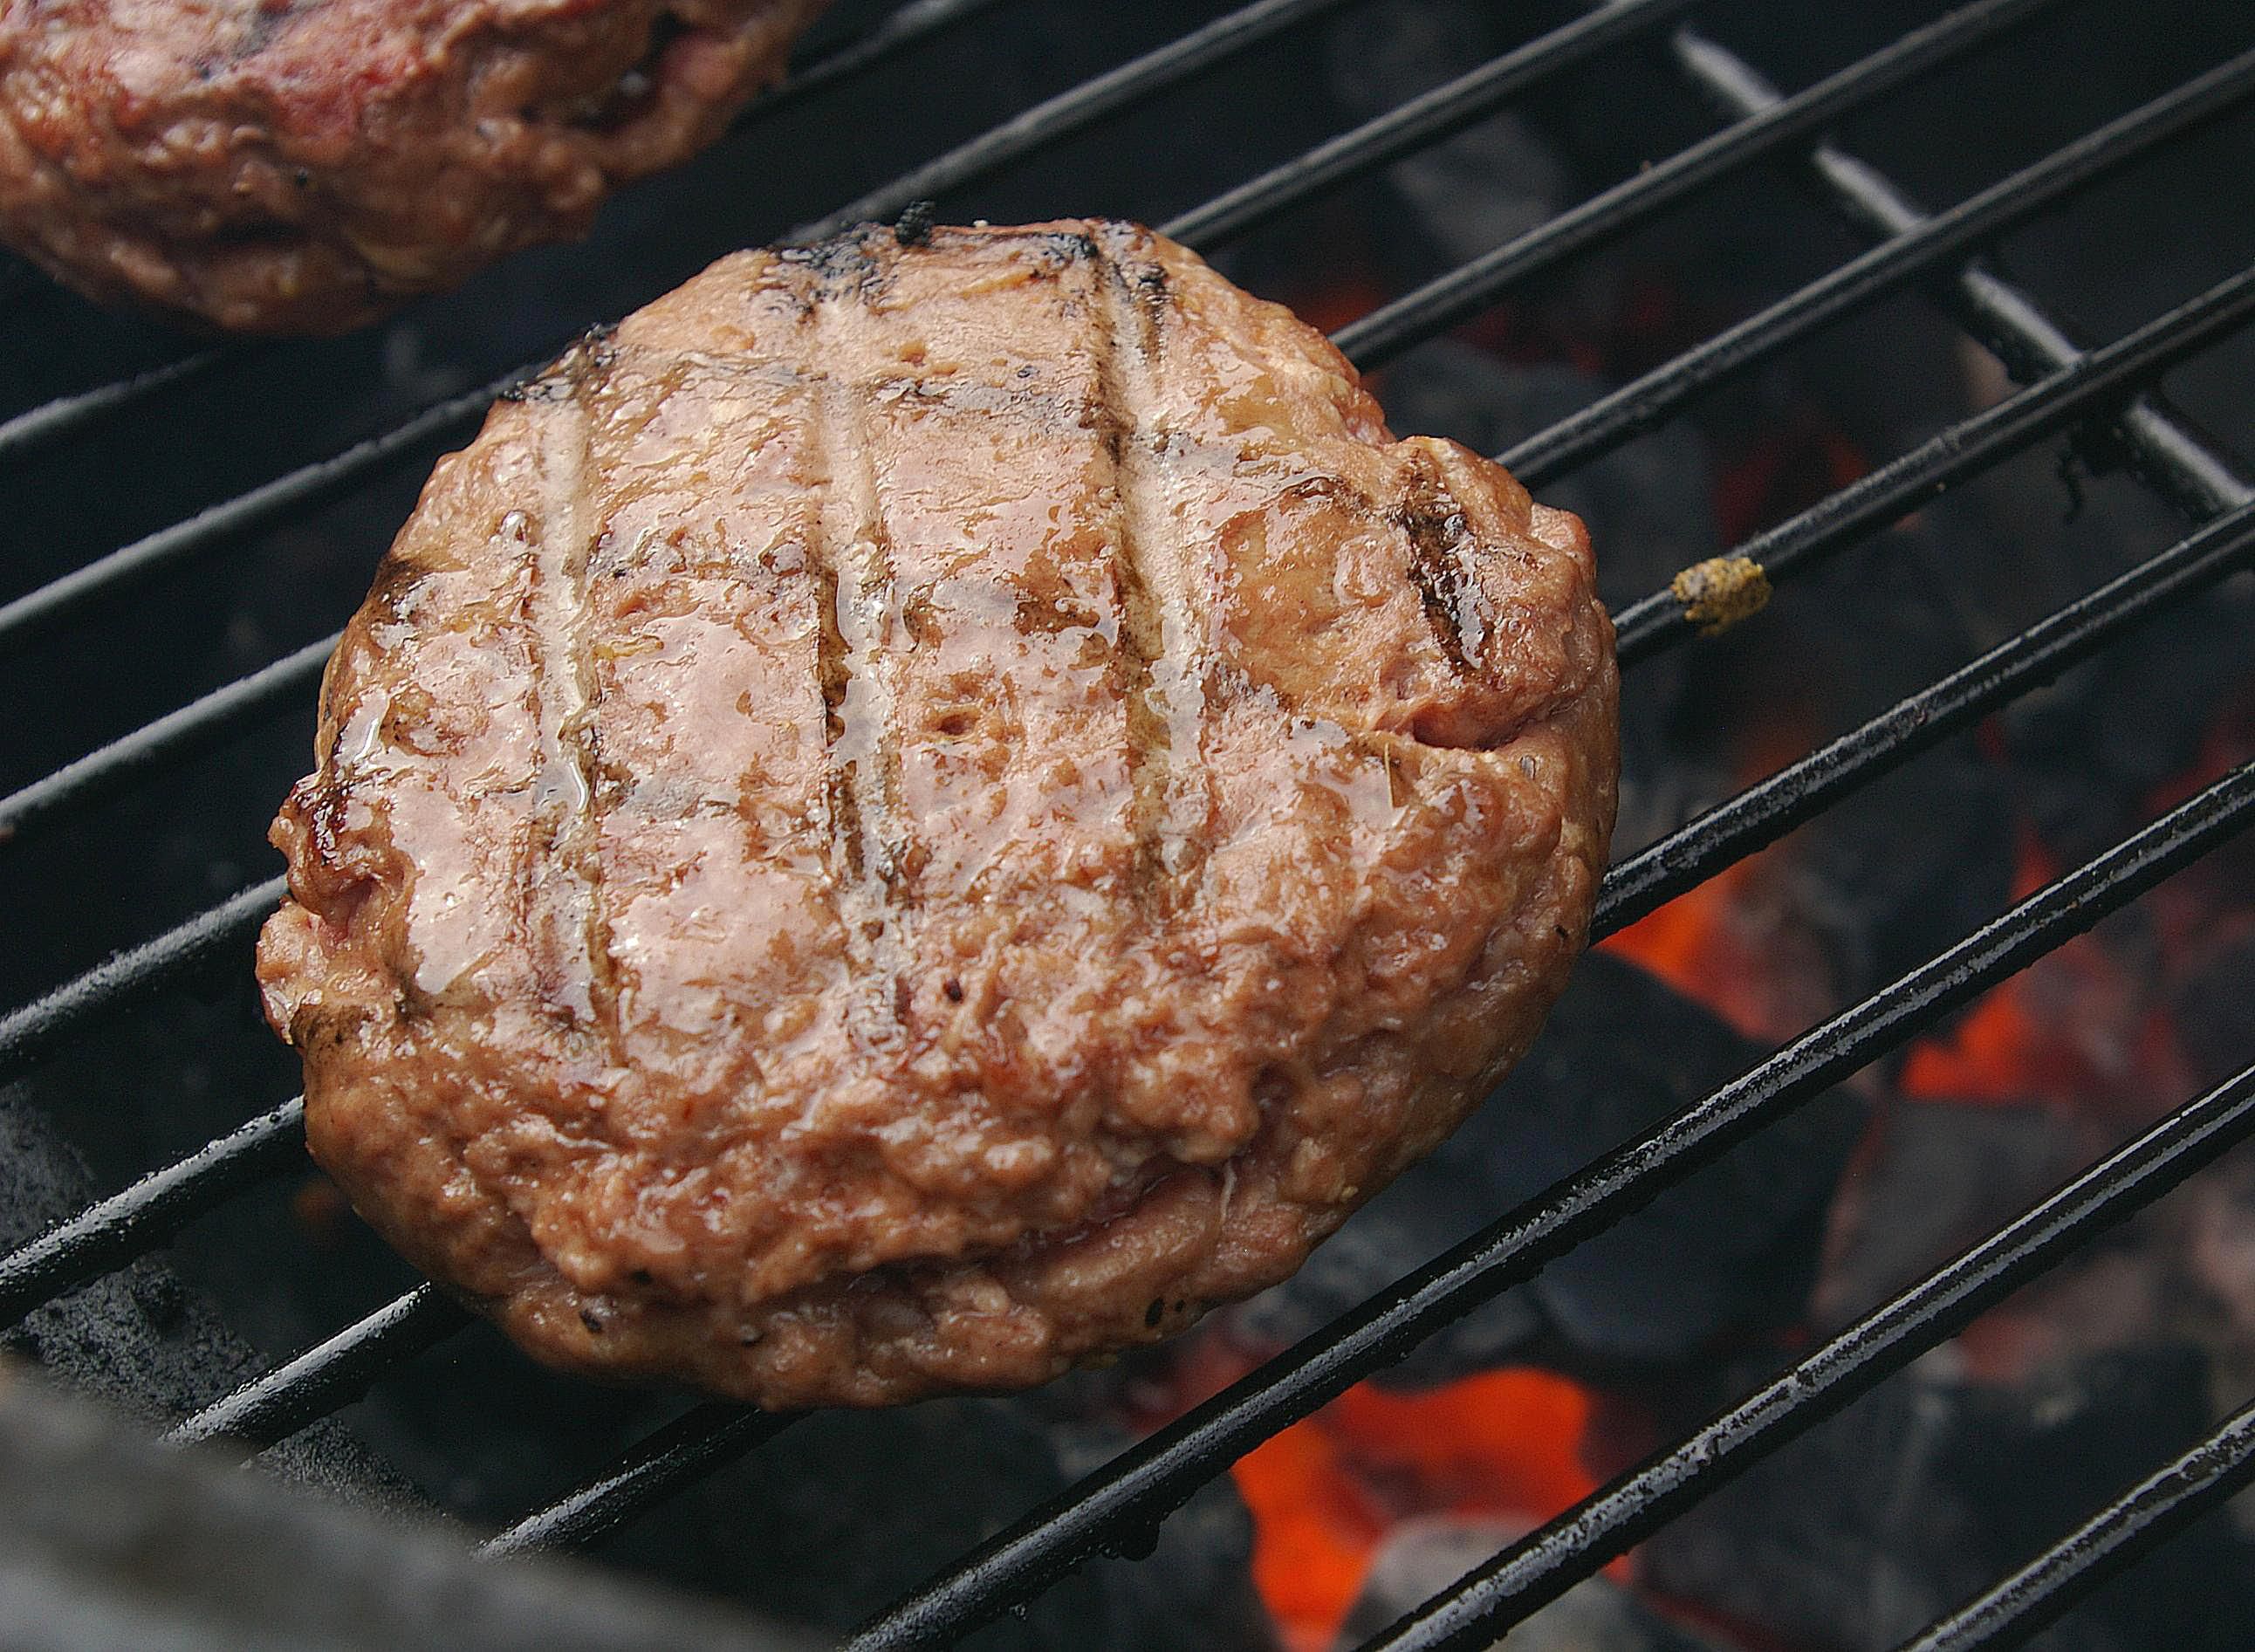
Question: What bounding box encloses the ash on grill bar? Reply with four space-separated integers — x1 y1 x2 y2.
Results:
3 0 2254 1648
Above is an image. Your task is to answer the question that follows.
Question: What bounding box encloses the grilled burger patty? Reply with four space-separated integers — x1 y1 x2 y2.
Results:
0 0 829 332
257 220 1619 1408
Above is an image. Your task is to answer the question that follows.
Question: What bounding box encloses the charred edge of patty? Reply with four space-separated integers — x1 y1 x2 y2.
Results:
504 324 621 403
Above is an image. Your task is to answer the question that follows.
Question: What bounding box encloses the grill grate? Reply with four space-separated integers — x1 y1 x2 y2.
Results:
3 2 2254 1648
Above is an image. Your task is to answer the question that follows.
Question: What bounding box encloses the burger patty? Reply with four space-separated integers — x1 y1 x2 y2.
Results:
256 219 1620 1409
0 0 830 332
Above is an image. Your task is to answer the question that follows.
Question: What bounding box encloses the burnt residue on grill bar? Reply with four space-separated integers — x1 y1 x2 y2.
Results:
4 1 2255 1649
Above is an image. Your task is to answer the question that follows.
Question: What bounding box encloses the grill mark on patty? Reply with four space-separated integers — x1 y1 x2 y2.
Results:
806 261 913 1043
518 337 619 1045
1395 458 1490 673
1090 229 1211 908
1085 247 1168 901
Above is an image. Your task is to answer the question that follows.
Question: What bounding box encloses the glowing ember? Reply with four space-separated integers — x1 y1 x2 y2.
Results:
1900 830 2188 1114
1596 847 1826 1046
1230 1368 1600 1651
1599 856 1765 1040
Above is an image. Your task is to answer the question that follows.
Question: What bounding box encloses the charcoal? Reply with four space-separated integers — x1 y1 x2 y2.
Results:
2000 589 2255 868
1321 3 1569 278
1815 1100 2087 1329
0 1087 403 1503
1638 1344 2255 1652
1334 1517 1723 1651
593 1392 1268 1652
1227 952 1867 1381
2171 926 2255 1090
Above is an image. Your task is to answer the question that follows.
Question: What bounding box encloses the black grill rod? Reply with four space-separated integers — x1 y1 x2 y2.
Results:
0 631 337 851
0 380 494 654
790 0 1367 243
1610 256 2255 668
1668 26 2255 521
481 1404 799 1557
23 231 2254 864
165 1285 473 1450
0 0 1361 649
1895 1396 2255 1652
107 497 2255 1505
1361 1052 2255 1652
745 0 1017 125
1327 0 2068 371
1162 0 1699 250
1594 495 2255 932
0 349 236 470
0 0 1004 469
0 875 281 1087
0 1099 304 1330
840 513 2255 1649
1504 45 2255 491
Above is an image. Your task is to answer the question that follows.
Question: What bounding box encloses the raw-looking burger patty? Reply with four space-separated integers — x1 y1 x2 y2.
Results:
257 219 1620 1409
0 0 830 332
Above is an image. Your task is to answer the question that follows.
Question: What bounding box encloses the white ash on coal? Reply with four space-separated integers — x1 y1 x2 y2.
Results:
1334 1518 1723 1652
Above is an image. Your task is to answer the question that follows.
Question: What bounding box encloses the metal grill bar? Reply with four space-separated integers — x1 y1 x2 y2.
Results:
0 1099 303 1328
0 632 336 851
1503 46 2255 490
0 349 232 468
1668 27 2255 520
1612 259 2255 668
790 0 1365 243
1 6 2248 1635
164 1285 471 1450
1897 1398 2255 1652
1329 0 2067 369
1362 1054 2255 1650
1162 0 1698 249
1594 497 2255 932
480 1405 796 1557
847 758 2255 1649
0 876 281 1086
749 0 1015 120
0 380 495 653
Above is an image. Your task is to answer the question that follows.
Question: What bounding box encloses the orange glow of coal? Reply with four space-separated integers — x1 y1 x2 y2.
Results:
1900 830 2186 1109
1596 856 1785 1043
1291 274 1393 338
1231 1416 1385 1652
1713 417 1870 545
1899 977 2082 1103
1230 1368 1600 1652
